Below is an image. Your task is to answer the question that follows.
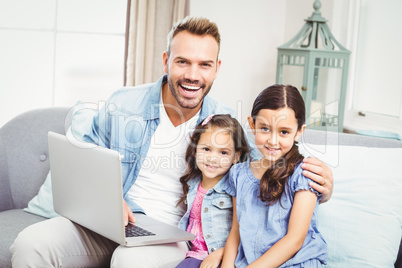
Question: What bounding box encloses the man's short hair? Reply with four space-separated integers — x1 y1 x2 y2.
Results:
167 16 221 57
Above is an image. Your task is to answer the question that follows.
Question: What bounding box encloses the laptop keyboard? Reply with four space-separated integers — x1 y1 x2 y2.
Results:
125 224 156 237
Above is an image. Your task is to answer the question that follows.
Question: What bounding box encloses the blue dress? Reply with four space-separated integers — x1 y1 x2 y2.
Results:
226 161 327 268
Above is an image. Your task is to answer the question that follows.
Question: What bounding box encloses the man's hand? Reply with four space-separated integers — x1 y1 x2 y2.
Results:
123 199 136 226
301 157 333 203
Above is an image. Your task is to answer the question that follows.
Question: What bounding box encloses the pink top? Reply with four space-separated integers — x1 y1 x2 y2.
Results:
185 183 209 260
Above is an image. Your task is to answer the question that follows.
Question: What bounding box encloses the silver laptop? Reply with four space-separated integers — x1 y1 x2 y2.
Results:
48 131 195 247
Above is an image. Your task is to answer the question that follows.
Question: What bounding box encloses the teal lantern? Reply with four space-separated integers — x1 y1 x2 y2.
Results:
276 0 350 132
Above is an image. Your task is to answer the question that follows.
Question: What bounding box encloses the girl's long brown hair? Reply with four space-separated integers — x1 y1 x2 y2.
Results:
251 85 305 205
177 114 249 206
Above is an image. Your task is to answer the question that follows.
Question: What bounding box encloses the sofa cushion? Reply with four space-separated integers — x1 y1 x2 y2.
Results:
24 172 59 218
300 144 402 267
0 210 46 268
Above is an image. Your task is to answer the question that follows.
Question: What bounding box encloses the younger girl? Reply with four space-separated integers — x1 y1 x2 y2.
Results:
176 114 249 268
222 85 327 268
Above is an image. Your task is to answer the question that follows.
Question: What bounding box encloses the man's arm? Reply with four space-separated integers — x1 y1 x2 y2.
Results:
301 157 333 203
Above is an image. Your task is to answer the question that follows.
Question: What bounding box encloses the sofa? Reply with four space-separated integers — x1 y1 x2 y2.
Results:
0 107 401 268
0 107 71 268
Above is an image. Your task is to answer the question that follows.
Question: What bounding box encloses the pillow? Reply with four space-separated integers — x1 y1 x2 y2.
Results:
299 143 402 267
24 101 97 218
23 171 59 218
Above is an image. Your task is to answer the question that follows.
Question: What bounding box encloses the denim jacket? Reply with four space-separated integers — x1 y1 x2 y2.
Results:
80 75 237 213
178 174 233 253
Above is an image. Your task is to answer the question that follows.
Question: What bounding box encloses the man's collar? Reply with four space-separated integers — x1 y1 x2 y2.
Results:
143 75 166 120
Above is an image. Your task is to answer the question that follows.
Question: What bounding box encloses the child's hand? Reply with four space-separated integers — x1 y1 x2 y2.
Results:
200 249 223 268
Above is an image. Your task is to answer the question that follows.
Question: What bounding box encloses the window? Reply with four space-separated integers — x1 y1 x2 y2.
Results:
342 0 402 135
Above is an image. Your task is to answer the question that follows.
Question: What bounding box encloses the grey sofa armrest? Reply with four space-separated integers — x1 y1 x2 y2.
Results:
0 107 70 210
0 107 71 268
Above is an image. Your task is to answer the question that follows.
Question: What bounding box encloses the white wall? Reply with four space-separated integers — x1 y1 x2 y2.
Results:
0 0 127 127
2 0 401 137
189 0 285 126
0 0 338 129
190 0 402 137
189 0 336 126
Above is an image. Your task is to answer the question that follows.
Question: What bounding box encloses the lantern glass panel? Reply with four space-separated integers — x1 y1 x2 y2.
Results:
308 65 343 129
281 65 304 92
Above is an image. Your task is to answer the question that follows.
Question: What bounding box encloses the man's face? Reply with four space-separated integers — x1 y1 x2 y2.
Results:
163 31 221 110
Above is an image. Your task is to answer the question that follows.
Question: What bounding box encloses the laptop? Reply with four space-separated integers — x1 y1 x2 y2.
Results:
48 131 195 247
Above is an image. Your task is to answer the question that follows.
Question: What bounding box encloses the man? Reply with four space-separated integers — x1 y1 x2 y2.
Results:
11 16 333 267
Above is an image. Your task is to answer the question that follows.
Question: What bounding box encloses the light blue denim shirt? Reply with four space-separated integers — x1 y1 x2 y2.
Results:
226 161 327 268
80 75 239 213
178 174 233 253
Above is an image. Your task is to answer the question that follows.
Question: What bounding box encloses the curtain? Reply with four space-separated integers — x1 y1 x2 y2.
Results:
125 0 188 86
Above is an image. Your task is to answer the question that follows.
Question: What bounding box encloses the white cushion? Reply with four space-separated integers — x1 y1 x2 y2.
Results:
300 143 402 267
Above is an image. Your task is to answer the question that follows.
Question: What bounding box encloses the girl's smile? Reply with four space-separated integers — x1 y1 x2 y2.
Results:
248 107 304 168
196 127 240 183
264 146 280 155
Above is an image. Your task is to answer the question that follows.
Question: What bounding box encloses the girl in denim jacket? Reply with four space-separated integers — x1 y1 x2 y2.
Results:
176 114 249 268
